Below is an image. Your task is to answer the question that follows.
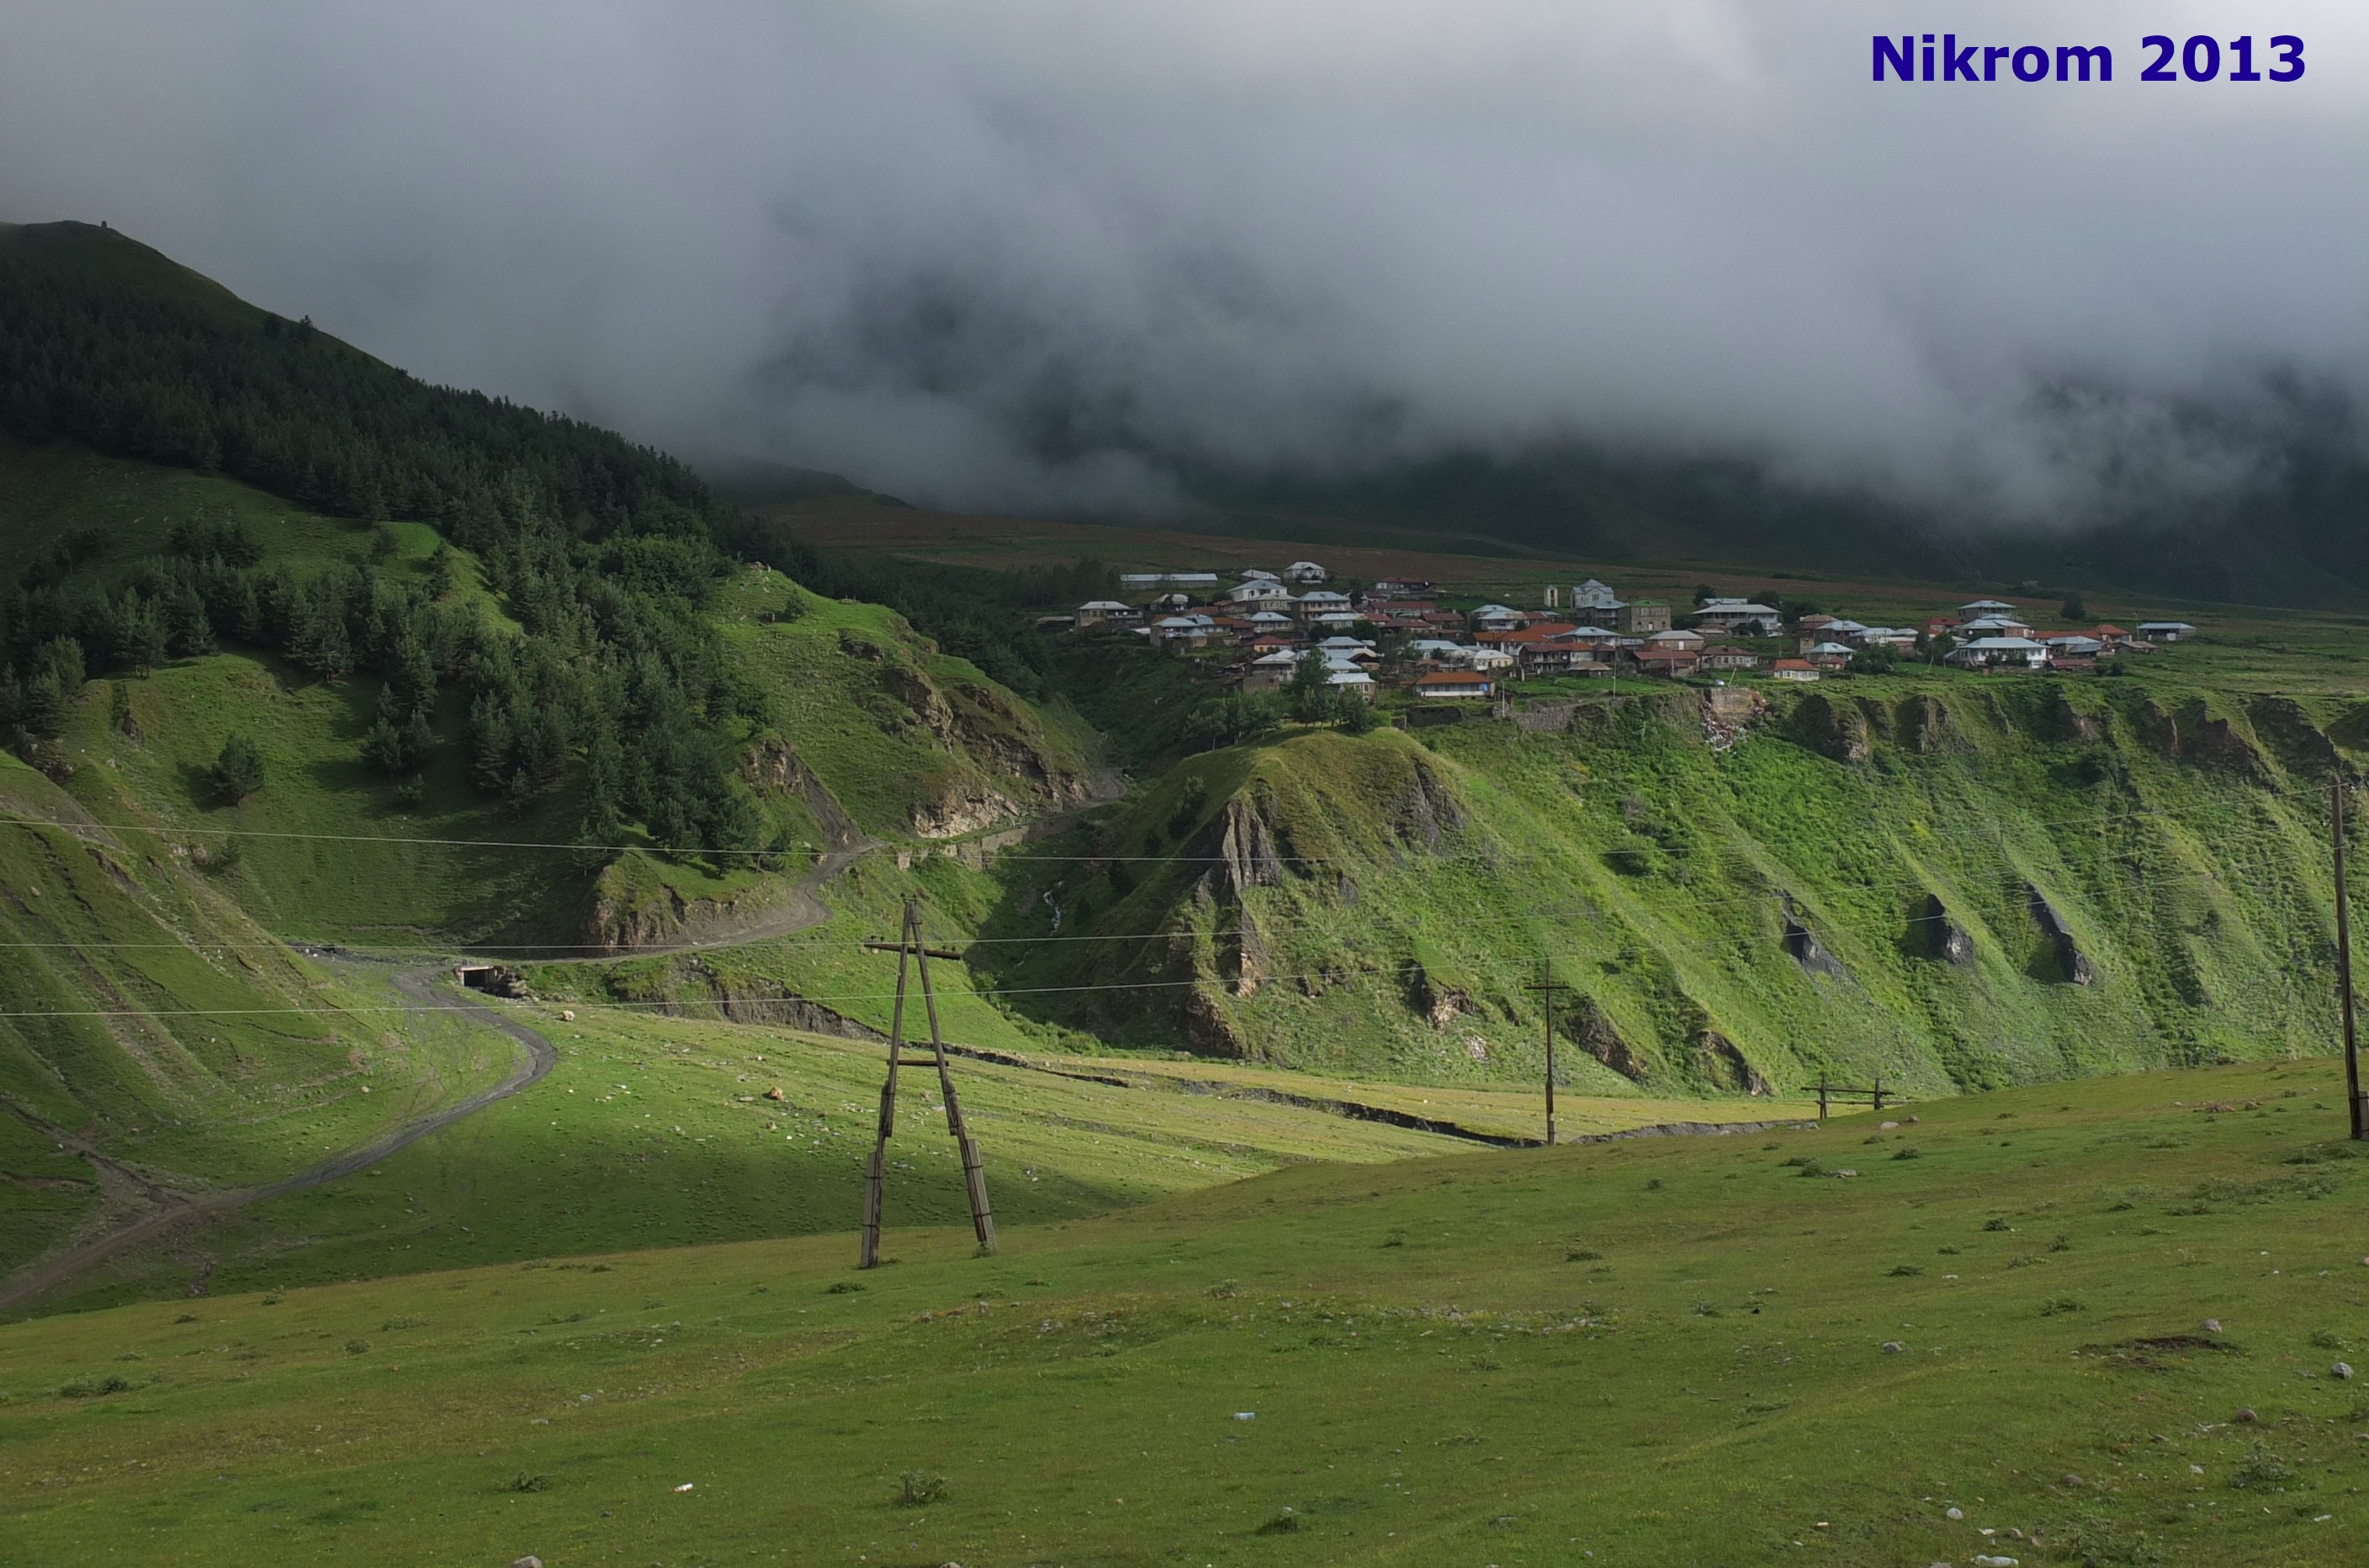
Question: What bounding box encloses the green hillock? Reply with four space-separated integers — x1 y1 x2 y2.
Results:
0 751 510 1278
976 679 2362 1095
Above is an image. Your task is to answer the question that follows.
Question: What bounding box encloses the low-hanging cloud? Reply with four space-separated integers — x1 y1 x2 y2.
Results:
2 0 2364 522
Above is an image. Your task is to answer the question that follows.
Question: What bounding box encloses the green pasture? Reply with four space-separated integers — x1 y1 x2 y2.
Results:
5 1057 2367 1565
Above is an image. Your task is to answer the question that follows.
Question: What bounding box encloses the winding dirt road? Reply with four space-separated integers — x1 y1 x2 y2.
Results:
0 972 554 1313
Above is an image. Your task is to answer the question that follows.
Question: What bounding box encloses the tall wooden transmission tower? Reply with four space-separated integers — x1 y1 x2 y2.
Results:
857 895 996 1267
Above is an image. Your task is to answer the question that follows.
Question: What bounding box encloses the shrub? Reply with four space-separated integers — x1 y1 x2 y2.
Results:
1255 1507 1302 1535
212 732 264 803
898 1470 946 1507
2229 1445 2293 1491
511 1473 549 1493
59 1375 132 1399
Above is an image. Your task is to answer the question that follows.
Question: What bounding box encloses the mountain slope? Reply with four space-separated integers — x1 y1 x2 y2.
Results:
974 681 2361 1094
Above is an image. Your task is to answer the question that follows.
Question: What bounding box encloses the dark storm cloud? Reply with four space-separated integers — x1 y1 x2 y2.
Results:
2 0 2363 518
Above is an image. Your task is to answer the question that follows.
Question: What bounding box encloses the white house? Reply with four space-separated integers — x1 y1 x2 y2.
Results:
1414 670 1495 700
1470 603 1525 631
1077 600 1139 627
1282 561 1328 585
1327 669 1376 700
1294 590 1354 621
1959 599 2017 617
1571 579 1624 612
1695 599 1784 635
1225 580 1294 607
1238 568 1280 582
1945 636 2048 670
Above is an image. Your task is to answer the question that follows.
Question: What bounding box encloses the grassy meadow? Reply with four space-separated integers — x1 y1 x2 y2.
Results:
5 1057 2367 1566
33 984 1805 1316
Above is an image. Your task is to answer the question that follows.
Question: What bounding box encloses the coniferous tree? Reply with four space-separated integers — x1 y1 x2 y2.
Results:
212 732 264 803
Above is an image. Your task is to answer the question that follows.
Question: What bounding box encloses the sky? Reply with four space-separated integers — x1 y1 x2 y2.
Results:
2 0 2364 521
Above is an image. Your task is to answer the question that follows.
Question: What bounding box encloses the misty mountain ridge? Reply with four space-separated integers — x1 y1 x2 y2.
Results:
8 216 2363 611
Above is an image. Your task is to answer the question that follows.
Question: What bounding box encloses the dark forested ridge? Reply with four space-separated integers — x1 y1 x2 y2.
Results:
0 221 726 543
0 221 779 857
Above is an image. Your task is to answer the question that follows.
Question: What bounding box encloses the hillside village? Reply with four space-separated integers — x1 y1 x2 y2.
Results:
1058 564 2202 709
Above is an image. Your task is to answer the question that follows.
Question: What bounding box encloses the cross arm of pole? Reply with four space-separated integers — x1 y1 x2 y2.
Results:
861 940 967 961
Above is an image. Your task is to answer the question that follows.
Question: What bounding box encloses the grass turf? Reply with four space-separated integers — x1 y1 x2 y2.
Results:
3 1057 2364 1565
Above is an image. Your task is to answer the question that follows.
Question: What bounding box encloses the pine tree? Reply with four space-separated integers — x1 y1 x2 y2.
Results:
213 733 265 803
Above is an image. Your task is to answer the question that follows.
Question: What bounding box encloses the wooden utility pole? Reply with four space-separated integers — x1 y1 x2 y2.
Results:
857 896 996 1266
1524 966 1572 1145
2336 777 2364 1141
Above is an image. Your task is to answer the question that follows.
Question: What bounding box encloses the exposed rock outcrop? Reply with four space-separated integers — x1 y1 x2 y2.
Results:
1921 893 1975 967
1697 1029 1772 1095
1782 895 1847 979
1571 996 1647 1081
2027 884 2096 986
1403 960 1476 1030
1794 694 1870 764
1897 694 1965 755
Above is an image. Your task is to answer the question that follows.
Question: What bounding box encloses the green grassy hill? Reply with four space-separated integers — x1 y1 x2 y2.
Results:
971 680 2364 1097
0 751 518 1281
3 1056 2361 1566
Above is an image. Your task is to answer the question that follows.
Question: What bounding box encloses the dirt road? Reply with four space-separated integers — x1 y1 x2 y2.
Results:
0 972 554 1313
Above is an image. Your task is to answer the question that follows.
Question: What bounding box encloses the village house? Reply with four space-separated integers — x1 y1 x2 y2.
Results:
1643 627 1706 653
1465 645 1516 674
1769 658 1820 682
1571 578 1623 612
1469 603 1526 632
1629 647 1703 679
1371 577 1436 597
1700 644 1759 671
1240 649 1304 691
1853 626 1919 650
2137 621 2198 642
1152 615 1212 648
1076 600 1140 628
1945 636 2048 670
1224 580 1294 607
1238 567 1280 582
1959 599 2017 617
1328 669 1377 701
1616 600 1670 634
2089 624 2132 647
1804 640 1855 670
1693 598 1782 636
1414 670 1496 700
1317 636 1381 664
1282 560 1328 585
1294 589 1354 622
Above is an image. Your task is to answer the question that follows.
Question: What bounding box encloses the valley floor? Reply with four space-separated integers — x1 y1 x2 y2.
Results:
3 1057 2364 1566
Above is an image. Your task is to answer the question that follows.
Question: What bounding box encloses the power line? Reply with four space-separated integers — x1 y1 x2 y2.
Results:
0 972 1333 1021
